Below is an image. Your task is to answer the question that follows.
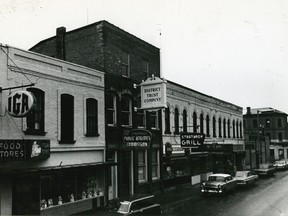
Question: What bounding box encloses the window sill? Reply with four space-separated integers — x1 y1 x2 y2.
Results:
58 140 76 144
85 133 100 137
24 130 47 136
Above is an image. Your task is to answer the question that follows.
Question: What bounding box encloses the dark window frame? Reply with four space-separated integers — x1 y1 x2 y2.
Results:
59 94 75 144
25 88 46 136
85 98 99 137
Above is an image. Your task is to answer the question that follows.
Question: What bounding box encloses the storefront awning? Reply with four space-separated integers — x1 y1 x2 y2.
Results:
0 161 118 176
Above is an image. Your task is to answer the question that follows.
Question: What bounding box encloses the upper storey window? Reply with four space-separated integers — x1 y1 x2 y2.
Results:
25 88 45 135
86 98 98 136
107 93 117 126
121 51 130 77
141 60 149 80
121 95 132 127
60 94 75 144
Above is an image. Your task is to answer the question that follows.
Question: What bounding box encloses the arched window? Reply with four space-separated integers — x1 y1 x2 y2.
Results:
174 107 179 134
193 112 197 133
213 116 216 137
86 98 98 136
121 94 132 127
240 121 243 138
218 117 222 137
200 113 204 134
236 120 239 138
223 119 226 138
227 119 231 138
233 120 236 138
183 109 187 133
165 107 170 133
107 93 117 126
206 115 210 137
60 94 74 143
136 97 145 128
26 88 45 135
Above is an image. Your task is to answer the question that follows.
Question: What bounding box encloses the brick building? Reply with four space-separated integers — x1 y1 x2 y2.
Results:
162 80 245 187
244 107 288 166
30 20 163 199
0 45 107 215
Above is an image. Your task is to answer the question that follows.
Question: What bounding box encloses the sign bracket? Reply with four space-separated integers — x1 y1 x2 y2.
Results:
0 83 35 93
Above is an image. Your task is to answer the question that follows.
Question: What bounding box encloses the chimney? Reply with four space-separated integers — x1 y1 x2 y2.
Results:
246 107 251 115
56 27 66 60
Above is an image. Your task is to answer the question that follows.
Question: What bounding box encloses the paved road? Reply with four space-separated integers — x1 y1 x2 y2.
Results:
164 170 288 216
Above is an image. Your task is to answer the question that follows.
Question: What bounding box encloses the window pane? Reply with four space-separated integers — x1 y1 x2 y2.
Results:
61 94 74 143
86 98 98 135
121 96 131 126
107 94 116 125
26 88 45 133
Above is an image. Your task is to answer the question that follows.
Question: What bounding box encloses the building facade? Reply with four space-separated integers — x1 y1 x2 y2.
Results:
243 107 288 166
162 81 245 187
30 20 163 199
0 45 107 215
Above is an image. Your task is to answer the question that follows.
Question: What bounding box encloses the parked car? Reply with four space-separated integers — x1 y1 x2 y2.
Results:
253 164 276 177
117 195 162 215
273 160 288 170
234 171 258 186
200 173 237 195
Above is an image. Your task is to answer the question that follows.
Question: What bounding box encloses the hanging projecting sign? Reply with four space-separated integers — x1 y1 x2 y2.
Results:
180 132 205 150
139 75 167 110
7 90 35 117
123 129 152 149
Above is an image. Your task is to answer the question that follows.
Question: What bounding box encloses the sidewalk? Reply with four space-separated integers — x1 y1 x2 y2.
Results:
74 183 201 215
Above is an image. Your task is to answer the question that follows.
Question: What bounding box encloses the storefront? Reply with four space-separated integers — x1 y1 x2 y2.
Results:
163 142 211 187
8 164 110 215
0 139 112 215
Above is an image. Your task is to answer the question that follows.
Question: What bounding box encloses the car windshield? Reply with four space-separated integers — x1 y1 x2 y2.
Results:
236 172 247 177
118 202 130 213
208 176 225 182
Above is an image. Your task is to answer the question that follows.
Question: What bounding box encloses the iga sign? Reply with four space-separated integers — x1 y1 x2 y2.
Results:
180 133 205 149
123 129 152 149
140 75 167 110
7 90 35 117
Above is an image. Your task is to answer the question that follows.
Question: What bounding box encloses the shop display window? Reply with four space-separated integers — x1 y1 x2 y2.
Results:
40 169 104 210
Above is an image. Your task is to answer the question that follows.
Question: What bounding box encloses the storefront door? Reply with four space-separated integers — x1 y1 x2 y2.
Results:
12 176 40 215
121 151 131 198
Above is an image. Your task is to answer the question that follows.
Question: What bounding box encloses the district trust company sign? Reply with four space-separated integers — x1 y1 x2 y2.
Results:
139 75 167 110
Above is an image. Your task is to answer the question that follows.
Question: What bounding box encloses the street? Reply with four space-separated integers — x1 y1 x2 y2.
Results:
164 170 288 216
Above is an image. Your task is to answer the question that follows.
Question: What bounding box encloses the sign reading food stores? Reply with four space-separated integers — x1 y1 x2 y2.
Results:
140 75 167 110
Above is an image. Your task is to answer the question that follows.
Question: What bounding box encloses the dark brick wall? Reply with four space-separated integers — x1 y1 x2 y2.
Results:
30 21 160 84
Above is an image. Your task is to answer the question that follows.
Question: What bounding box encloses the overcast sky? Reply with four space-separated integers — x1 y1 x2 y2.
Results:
1 0 288 114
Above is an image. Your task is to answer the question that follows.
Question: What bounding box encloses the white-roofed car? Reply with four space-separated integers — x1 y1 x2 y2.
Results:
273 160 288 171
117 195 162 215
200 173 237 195
234 171 258 186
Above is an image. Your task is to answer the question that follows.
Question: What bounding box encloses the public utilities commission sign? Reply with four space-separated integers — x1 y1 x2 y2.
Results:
123 129 152 149
140 76 167 110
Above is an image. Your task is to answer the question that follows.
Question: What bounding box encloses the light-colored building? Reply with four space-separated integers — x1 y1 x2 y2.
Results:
0 44 109 215
162 80 244 187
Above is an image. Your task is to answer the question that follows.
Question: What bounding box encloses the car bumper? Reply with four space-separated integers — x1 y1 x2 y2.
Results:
201 188 223 193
